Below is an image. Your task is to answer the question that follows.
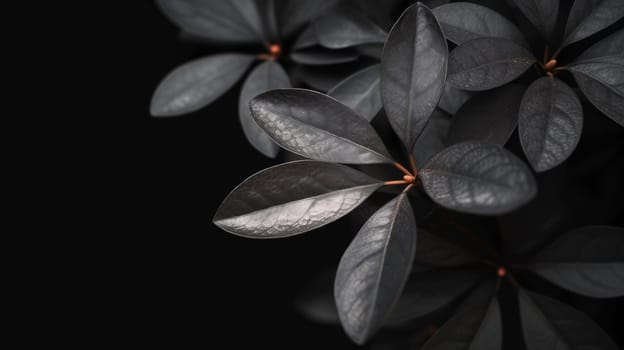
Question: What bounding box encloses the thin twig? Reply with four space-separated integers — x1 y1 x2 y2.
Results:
394 162 413 177
409 154 418 176
384 180 408 186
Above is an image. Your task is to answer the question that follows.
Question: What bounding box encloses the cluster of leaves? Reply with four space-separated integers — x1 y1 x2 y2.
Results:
151 0 623 348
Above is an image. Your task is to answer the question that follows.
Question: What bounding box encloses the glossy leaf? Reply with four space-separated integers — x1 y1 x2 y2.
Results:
529 226 624 298
156 0 266 43
250 89 393 164
238 61 290 158
335 193 417 344
276 0 340 38
448 84 526 145
290 50 360 65
412 109 452 168
508 0 558 38
356 44 384 59
432 2 526 46
381 3 448 150
438 83 474 115
421 281 501 350
448 38 536 91
292 25 318 50
569 29 624 127
213 161 383 238
519 77 583 172
518 289 618 350
391 267 486 322
314 9 387 49
415 228 479 267
328 65 382 121
151 54 254 117
563 0 624 47
420 142 537 215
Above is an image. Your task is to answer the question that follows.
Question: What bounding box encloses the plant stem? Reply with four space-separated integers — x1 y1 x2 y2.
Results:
384 180 408 186
394 162 413 177
409 154 418 176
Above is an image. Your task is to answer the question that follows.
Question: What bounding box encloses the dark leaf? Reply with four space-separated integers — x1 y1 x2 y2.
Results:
421 281 501 350
432 2 526 46
295 270 340 325
261 0 279 43
290 50 360 65
448 38 536 91
328 64 382 121
335 193 417 344
448 84 526 145
390 266 486 322
150 54 254 117
293 65 354 92
156 0 266 43
344 0 405 30
420 141 537 215
508 0 558 38
357 43 385 59
251 89 393 164
519 77 583 172
528 226 624 298
292 25 318 50
569 29 624 126
213 160 383 238
438 83 475 115
381 3 448 150
415 228 480 267
420 0 452 8
314 9 387 49
563 0 624 47
238 61 290 158
412 110 452 168
276 0 340 38
518 289 618 350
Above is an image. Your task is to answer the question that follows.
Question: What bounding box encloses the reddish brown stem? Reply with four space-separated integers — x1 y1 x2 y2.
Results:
394 162 413 177
384 180 408 186
409 154 418 176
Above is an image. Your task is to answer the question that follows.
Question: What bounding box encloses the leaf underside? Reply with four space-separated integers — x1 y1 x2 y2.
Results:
563 0 624 47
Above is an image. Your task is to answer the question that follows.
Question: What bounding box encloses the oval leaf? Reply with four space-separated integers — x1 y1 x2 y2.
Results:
156 0 266 43
390 266 486 323
563 0 624 47
432 2 526 46
213 160 383 238
238 61 291 158
250 89 393 164
381 3 448 150
518 289 618 350
529 226 624 298
508 0 558 38
328 65 382 121
421 281 501 350
438 83 475 115
276 0 341 38
569 29 624 127
290 50 360 65
519 77 583 172
335 193 417 344
412 109 452 168
420 142 537 215
314 9 387 49
448 84 526 145
448 38 536 91
415 229 479 267
151 54 254 117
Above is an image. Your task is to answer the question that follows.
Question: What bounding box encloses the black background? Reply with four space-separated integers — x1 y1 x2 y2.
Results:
4 0 623 348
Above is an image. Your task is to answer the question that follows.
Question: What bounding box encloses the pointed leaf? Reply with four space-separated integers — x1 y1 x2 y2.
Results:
563 0 624 47
519 77 583 172
508 0 558 38
314 9 387 49
276 0 340 38
438 83 475 115
412 109 452 168
421 281 501 350
328 65 382 121
518 289 618 350
335 193 417 344
213 161 383 238
250 89 393 164
529 226 624 298
290 50 360 65
448 38 536 91
448 84 526 145
156 0 266 43
381 3 448 150
433 2 526 46
390 267 486 322
292 25 319 50
569 30 624 126
420 142 537 215
415 229 479 267
238 61 290 158
151 54 254 117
